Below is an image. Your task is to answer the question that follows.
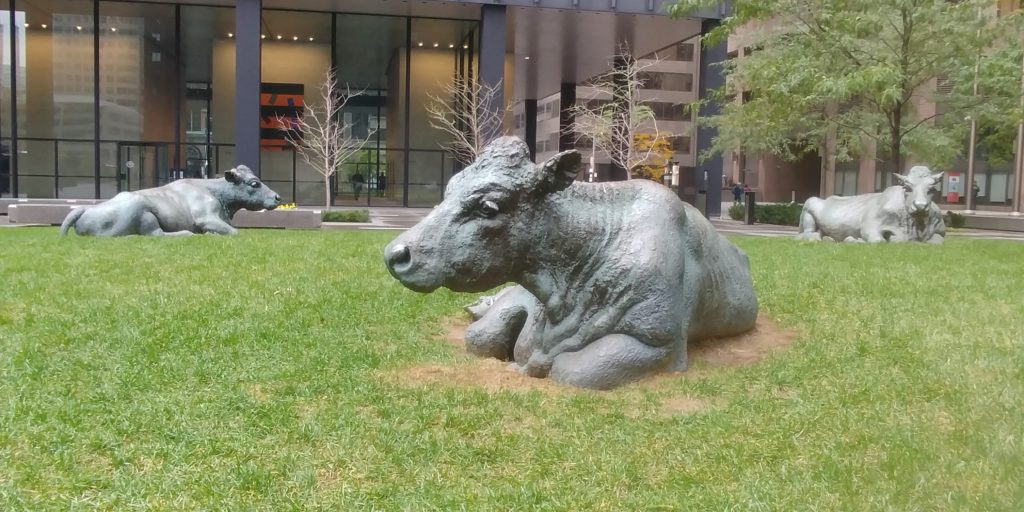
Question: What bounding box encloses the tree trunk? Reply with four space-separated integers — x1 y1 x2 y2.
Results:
325 175 332 210
889 108 903 188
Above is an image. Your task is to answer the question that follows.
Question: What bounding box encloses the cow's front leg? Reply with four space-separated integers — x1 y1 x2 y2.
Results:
548 334 672 390
927 233 944 244
465 287 538 360
198 218 239 236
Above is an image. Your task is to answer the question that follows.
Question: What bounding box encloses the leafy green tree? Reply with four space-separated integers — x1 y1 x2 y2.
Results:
668 0 1024 180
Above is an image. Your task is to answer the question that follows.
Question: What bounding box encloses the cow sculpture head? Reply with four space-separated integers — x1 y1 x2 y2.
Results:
224 165 282 211
384 137 581 293
893 166 943 216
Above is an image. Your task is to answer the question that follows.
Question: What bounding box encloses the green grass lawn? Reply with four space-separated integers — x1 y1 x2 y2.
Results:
1 228 1022 510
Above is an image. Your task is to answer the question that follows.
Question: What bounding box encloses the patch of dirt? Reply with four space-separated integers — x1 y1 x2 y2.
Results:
389 314 798 395
660 396 712 415
436 316 470 347
244 383 270 402
394 359 573 395
689 316 799 369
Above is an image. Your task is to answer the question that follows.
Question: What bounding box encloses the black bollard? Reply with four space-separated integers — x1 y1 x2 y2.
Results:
744 190 755 225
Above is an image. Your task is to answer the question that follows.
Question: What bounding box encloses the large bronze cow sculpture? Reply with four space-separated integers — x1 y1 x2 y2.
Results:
384 137 758 389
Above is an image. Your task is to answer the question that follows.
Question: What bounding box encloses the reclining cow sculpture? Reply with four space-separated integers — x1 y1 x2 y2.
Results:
384 137 758 389
60 165 280 237
796 166 946 243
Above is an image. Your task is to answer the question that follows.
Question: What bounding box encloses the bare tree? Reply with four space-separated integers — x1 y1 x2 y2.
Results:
426 77 512 165
572 50 672 180
276 69 376 209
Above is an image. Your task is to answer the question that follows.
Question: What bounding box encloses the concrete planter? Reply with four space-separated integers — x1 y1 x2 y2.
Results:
1 198 100 216
231 209 323 229
8 204 86 225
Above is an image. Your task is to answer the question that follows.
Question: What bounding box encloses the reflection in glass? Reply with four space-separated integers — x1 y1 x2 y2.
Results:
99 1 176 143
334 13 406 206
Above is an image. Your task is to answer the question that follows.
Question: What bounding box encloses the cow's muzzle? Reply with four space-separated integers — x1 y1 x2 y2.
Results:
383 241 442 293
385 243 411 270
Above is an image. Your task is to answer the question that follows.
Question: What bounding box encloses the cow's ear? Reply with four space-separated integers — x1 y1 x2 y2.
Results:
224 168 241 184
892 173 908 185
930 172 944 184
538 150 582 193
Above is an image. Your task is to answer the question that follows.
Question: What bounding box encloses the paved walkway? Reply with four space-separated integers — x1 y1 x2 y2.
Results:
6 205 1024 242
325 207 1024 242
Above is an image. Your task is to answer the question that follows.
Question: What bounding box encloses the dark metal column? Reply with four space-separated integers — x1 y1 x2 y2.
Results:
93 0 101 198
479 4 506 142
697 19 726 217
525 99 537 160
235 0 262 175
402 16 411 207
173 4 182 174
8 1 18 197
558 82 575 152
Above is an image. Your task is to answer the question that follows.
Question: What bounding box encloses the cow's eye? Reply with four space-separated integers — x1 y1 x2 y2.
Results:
249 181 261 188
477 200 499 218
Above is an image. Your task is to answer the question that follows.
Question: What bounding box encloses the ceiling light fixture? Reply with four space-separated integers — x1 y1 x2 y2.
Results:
110 27 117 32
228 32 234 38
41 24 47 29
24 23 29 28
463 44 468 49
417 42 423 47
309 36 314 41
292 35 298 41
525 56 531 60
448 43 454 48
75 25 82 31
261 34 266 39
276 35 282 40
432 42 439 48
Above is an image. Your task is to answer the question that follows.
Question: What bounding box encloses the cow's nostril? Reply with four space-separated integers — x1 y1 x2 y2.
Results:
387 244 411 268
274 194 281 201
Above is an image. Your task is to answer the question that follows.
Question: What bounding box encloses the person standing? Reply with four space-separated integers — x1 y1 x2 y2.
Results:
732 182 743 205
351 172 365 200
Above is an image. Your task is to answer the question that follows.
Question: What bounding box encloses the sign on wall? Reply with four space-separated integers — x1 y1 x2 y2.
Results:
260 83 305 150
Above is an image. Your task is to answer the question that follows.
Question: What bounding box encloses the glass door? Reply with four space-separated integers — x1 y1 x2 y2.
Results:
118 144 170 192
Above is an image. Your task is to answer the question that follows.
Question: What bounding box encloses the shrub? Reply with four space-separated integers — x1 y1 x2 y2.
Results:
322 209 370 223
728 203 745 221
944 212 966 229
754 203 803 226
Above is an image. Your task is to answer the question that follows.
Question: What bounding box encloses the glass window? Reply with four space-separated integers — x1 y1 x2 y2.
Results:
260 9 331 205
19 0 94 141
180 6 232 180
405 17 476 207
334 13 406 207
835 159 858 196
99 1 177 143
649 102 690 121
640 72 693 92
646 41 696 62
1 0 12 196
14 0 96 197
668 135 691 155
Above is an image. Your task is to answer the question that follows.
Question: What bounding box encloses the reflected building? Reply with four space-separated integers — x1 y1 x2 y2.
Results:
0 0 730 211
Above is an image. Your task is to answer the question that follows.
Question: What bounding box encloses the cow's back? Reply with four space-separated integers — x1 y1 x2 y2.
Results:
585 180 757 342
811 192 885 239
133 180 220 231
676 200 759 340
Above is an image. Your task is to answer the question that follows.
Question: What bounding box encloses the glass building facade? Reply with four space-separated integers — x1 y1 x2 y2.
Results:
0 0 481 207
